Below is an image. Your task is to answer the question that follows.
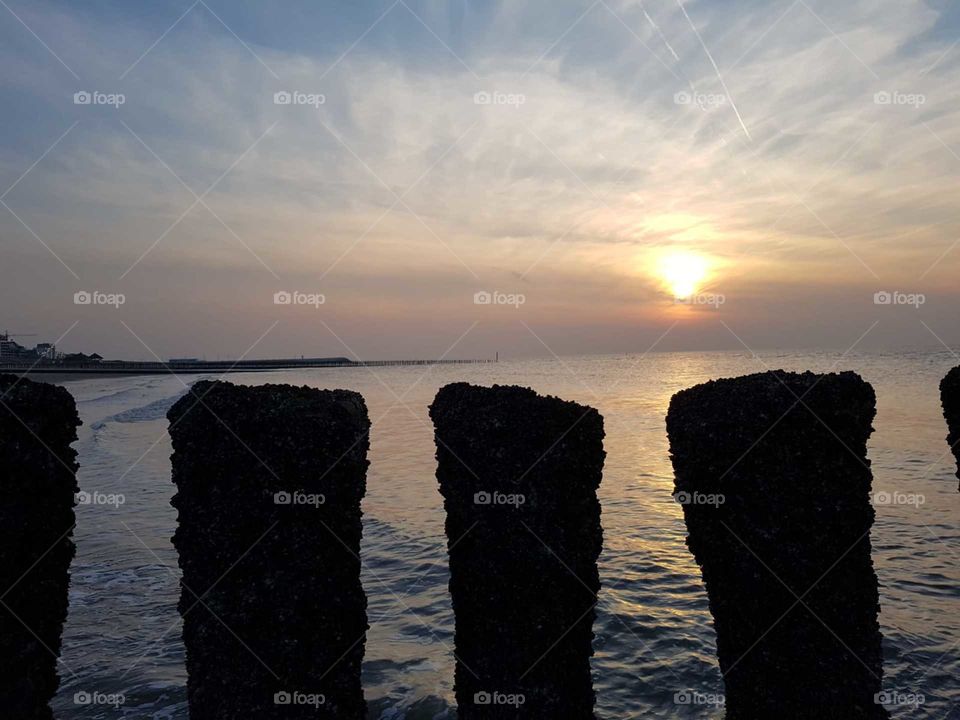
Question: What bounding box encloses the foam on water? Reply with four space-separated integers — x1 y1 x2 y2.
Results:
90 392 188 432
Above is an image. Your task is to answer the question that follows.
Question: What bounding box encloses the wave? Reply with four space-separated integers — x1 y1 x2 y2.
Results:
90 390 189 431
77 384 152 405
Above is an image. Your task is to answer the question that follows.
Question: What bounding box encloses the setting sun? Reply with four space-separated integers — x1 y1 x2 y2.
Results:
659 252 710 299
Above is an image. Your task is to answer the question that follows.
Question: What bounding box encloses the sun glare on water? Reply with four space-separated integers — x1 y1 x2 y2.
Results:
659 252 709 299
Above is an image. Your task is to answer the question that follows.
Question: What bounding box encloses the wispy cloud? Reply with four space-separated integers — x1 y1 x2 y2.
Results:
1 0 958 357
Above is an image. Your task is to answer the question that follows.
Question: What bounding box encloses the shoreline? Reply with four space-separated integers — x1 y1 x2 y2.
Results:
22 372 184 383
0 358 495 383
0 358 492 383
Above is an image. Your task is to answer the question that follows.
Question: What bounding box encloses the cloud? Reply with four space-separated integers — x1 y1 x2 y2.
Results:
1 0 959 356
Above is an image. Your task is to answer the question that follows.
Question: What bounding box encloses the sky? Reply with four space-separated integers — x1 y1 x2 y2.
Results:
1 0 959 361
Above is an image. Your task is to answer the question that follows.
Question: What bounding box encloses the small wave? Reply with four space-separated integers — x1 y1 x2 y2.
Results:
90 390 188 431
78 385 149 405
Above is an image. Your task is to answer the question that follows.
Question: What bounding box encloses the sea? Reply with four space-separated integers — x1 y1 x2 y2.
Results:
45 350 960 719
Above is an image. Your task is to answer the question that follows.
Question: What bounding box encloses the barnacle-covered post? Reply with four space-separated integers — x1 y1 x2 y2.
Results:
430 383 605 718
168 381 370 719
666 371 888 719
0 375 80 720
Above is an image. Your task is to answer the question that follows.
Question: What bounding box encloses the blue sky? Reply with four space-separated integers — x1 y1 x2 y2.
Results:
2 0 959 360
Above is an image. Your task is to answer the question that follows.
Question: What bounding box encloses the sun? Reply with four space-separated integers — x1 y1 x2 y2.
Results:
658 252 709 299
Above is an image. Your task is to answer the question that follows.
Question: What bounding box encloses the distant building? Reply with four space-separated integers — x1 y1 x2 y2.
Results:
0 333 36 361
0 336 18 362
0 333 102 365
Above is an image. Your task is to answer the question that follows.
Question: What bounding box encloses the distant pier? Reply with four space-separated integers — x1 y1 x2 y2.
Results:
0 356 493 376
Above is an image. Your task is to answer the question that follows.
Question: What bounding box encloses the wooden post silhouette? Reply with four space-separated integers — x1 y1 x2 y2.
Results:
430 383 605 718
666 371 888 719
0 374 80 720
941 366 960 491
168 381 370 719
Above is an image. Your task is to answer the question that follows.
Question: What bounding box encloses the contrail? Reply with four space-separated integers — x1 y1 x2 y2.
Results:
674 0 752 140
639 1 680 61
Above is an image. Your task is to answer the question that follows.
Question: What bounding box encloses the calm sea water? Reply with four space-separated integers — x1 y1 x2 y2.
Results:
48 350 960 719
